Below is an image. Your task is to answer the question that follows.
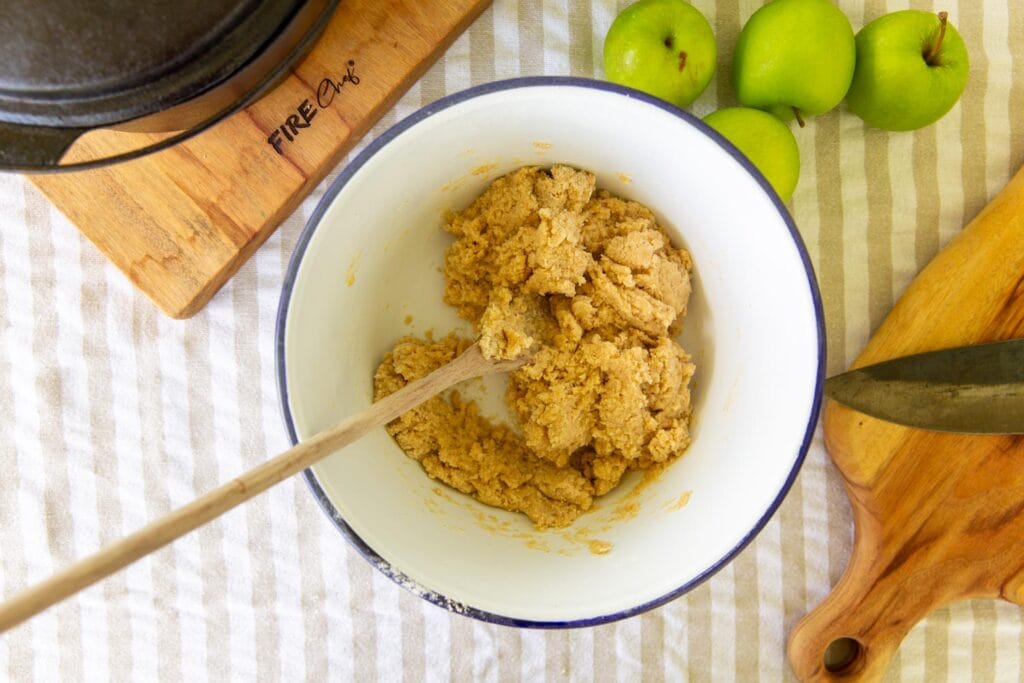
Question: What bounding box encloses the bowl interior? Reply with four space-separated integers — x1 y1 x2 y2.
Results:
280 81 822 624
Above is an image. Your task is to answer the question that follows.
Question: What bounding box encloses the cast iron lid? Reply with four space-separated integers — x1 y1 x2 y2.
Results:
0 0 307 128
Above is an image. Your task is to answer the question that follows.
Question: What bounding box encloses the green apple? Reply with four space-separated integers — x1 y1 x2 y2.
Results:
846 11 969 131
704 107 800 202
733 0 856 125
603 0 716 108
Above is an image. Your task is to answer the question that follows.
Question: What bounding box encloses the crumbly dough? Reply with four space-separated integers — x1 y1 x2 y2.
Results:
374 166 696 529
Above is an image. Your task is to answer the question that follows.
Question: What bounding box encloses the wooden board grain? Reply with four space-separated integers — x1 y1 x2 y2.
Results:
31 0 492 318
787 165 1024 681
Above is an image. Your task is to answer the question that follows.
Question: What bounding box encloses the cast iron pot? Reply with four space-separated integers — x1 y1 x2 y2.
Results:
0 0 340 172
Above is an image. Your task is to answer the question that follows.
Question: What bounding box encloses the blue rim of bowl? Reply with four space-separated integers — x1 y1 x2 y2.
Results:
275 76 826 629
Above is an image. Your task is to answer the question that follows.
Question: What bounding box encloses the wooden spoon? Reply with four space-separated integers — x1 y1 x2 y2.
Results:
0 342 525 633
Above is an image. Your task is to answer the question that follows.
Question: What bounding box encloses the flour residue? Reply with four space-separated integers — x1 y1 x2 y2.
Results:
442 161 500 193
611 500 641 522
345 251 361 287
668 490 692 511
424 480 622 557
471 163 499 176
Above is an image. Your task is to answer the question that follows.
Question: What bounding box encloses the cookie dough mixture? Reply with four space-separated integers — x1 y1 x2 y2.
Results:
374 166 696 529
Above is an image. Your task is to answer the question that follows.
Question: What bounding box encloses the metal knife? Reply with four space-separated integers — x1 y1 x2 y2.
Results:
825 338 1024 434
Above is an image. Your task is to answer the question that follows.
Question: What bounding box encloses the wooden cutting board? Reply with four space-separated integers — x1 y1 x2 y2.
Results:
787 164 1024 681
30 0 491 319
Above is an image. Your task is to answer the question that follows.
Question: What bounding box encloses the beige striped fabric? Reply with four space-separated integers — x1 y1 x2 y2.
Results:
1 0 1023 680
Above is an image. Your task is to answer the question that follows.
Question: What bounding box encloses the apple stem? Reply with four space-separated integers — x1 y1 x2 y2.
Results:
792 107 806 128
924 11 949 65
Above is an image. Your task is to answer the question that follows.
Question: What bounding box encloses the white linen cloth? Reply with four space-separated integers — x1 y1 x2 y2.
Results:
1 1 1022 679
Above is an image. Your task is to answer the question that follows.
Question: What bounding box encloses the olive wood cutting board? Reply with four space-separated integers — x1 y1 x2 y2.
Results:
787 164 1024 681
30 0 491 318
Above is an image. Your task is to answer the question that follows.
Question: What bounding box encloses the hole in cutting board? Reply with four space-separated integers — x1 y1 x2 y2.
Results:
823 637 863 675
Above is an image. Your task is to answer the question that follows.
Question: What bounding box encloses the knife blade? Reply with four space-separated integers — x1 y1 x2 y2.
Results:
825 338 1024 434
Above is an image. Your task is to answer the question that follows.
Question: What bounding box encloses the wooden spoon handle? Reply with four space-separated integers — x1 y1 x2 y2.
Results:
0 343 498 634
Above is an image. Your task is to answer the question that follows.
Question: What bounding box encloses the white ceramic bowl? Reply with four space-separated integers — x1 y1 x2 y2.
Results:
277 78 824 626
